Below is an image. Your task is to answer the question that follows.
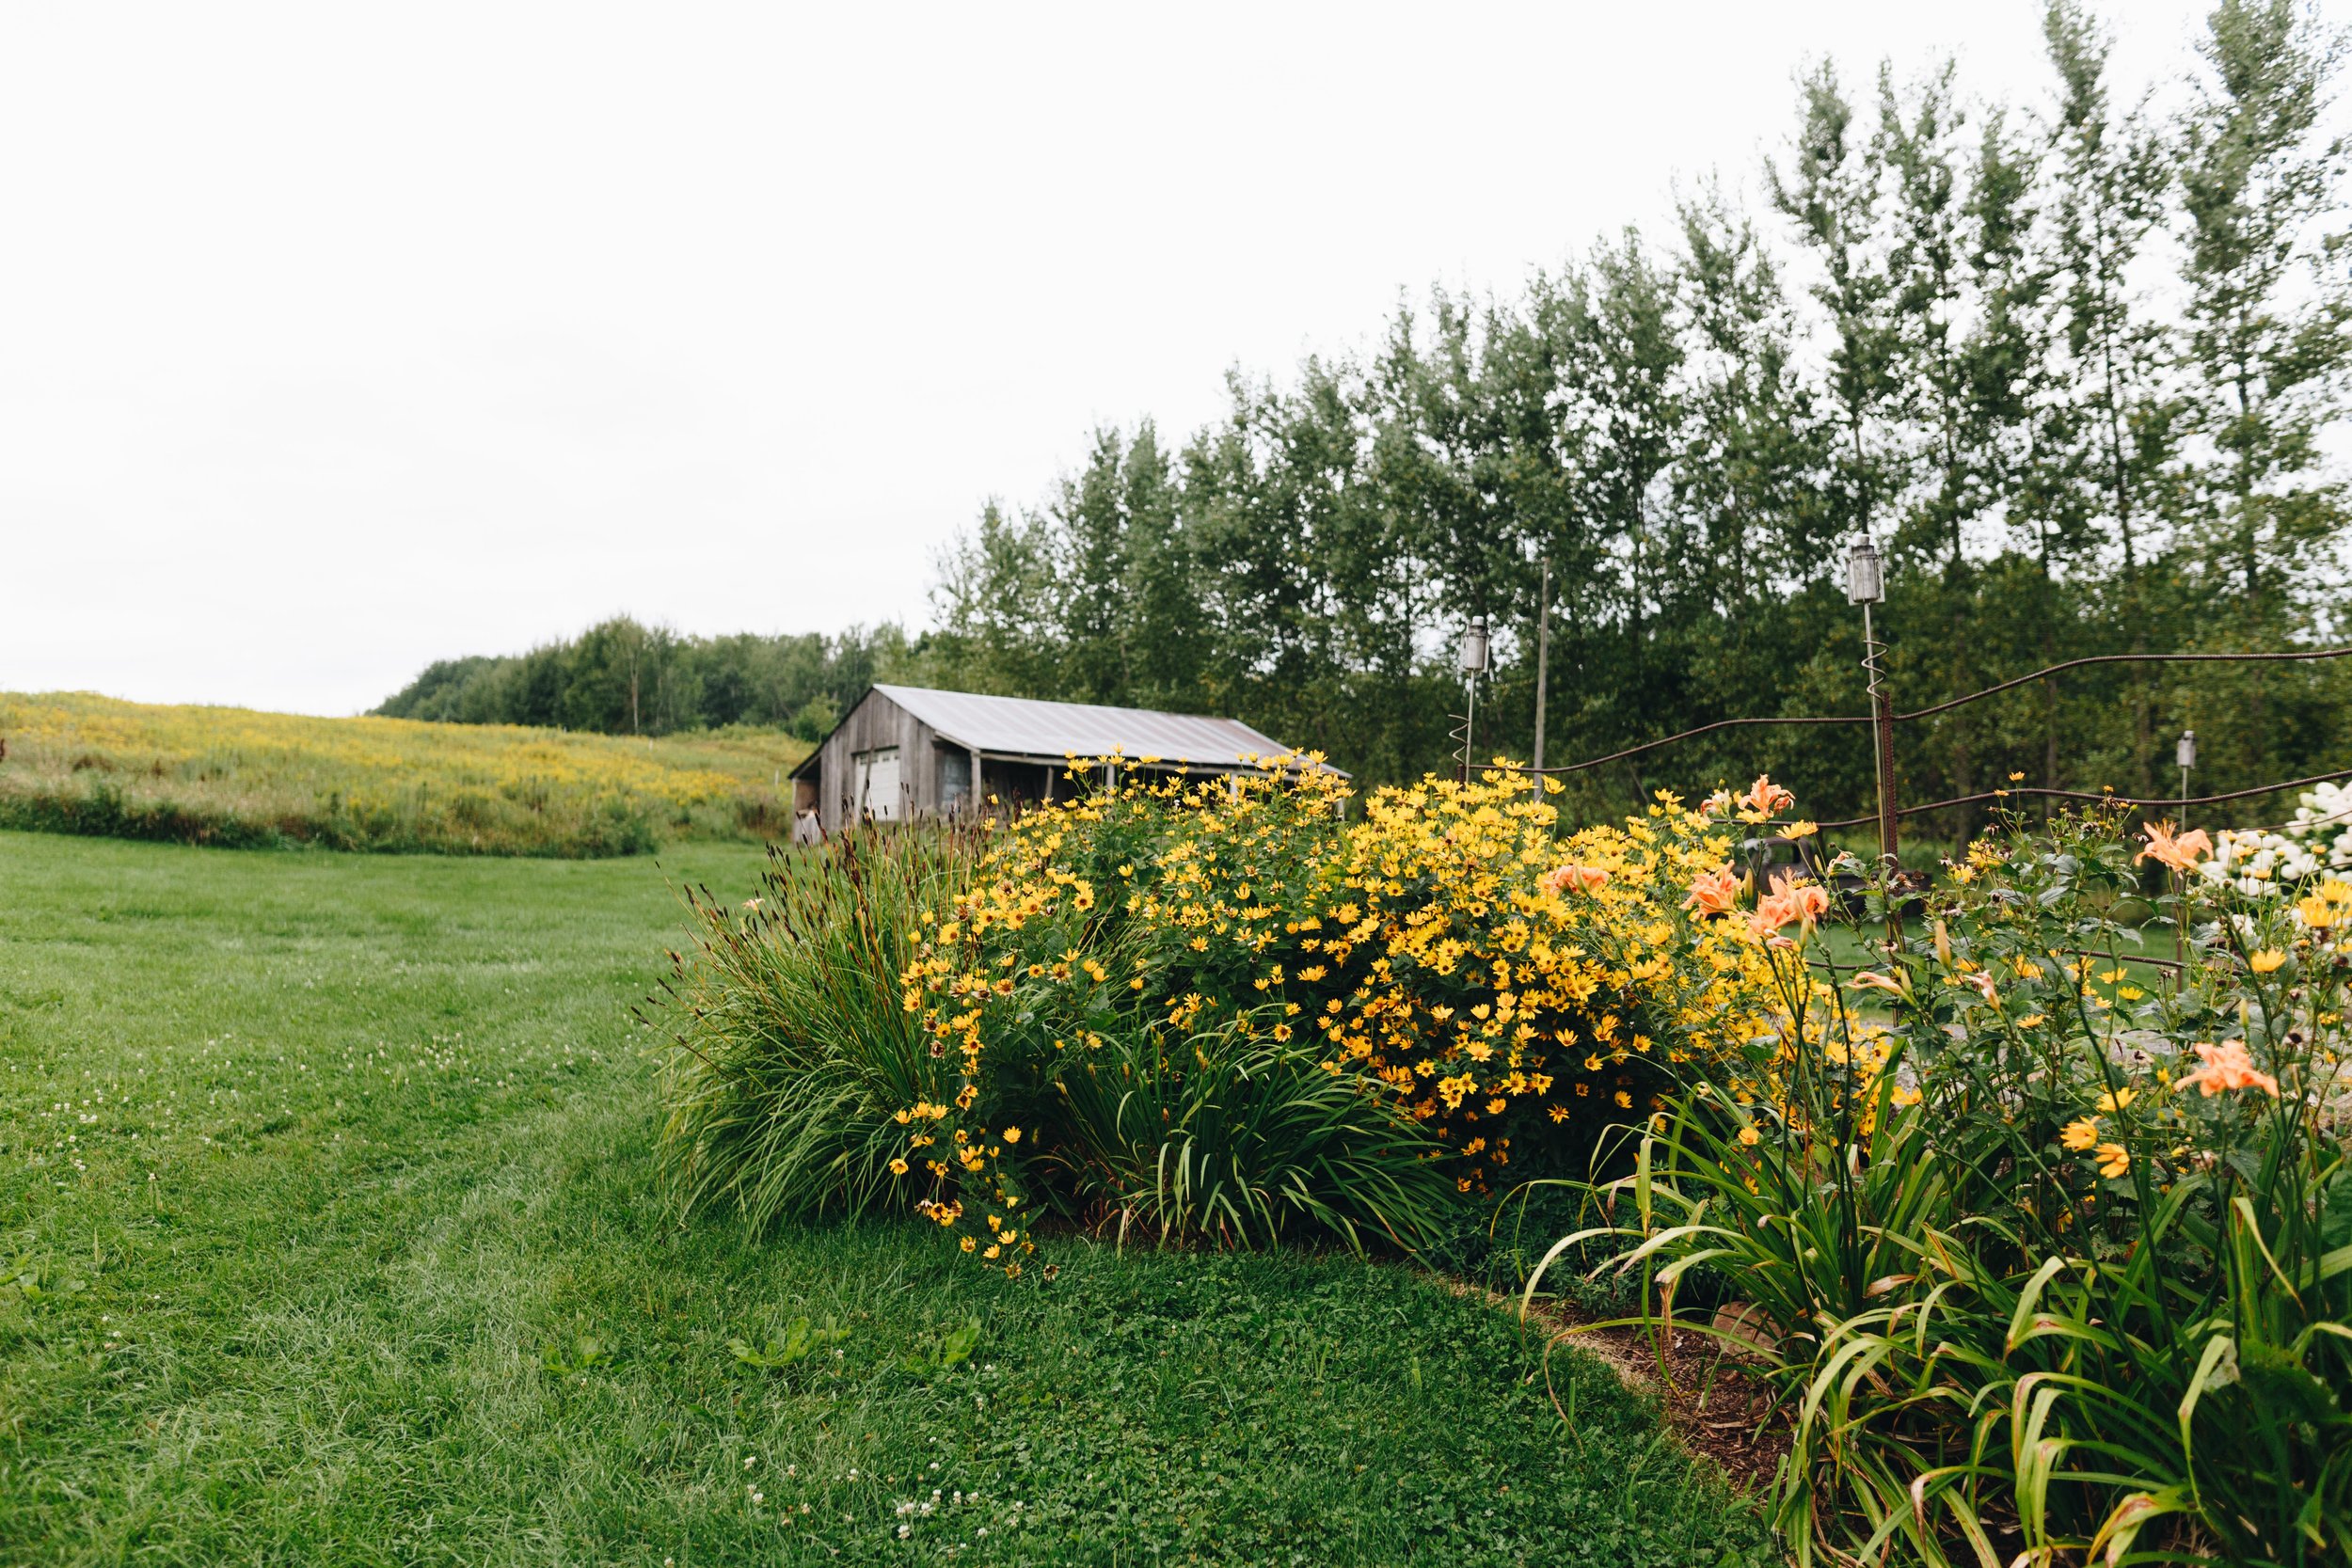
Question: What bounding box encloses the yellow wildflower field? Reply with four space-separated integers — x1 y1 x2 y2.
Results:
0 691 810 855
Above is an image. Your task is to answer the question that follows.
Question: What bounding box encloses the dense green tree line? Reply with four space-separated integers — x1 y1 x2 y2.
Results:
373 619 909 743
920 0 2352 834
381 3 2350 842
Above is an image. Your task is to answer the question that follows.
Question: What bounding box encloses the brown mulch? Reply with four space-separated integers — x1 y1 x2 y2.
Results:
1439 1278 1794 1495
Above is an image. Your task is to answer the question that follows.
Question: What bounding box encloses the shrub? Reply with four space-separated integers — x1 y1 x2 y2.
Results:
1535 799 2352 1565
885 760 1786 1264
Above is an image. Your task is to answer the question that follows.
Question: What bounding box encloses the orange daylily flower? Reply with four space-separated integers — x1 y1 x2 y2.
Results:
2136 820 2213 874
1747 879 1831 947
1682 867 1741 917
1849 970 1904 995
1740 774 1795 817
1541 863 1610 895
2176 1039 2279 1099
1759 881 1830 929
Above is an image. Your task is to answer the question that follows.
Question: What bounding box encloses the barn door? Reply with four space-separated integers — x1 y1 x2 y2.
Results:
854 747 903 820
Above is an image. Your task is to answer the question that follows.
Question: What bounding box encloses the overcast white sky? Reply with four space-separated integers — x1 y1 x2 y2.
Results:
2 0 2230 715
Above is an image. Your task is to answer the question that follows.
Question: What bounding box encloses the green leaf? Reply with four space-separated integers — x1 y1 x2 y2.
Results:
2003 1255 2069 1354
2176 1331 2237 1487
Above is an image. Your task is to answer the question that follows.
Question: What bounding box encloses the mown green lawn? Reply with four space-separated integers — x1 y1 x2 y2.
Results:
0 831 1770 1566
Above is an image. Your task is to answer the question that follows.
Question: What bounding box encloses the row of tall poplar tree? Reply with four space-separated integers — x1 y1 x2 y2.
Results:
919 0 2352 837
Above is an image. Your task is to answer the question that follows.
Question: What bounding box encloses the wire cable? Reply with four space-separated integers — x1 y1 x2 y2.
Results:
1521 644 2352 776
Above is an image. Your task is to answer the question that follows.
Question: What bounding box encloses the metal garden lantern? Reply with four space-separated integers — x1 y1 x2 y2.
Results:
2177 729 2197 825
1845 534 1885 607
1458 616 1490 784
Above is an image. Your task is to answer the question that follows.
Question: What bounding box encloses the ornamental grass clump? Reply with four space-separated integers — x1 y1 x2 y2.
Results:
653 825 984 1226
1534 794 2352 1567
1034 1002 1457 1252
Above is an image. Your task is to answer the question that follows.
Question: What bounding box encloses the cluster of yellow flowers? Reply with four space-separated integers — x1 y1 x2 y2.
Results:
1313 769 1786 1164
894 758 1802 1253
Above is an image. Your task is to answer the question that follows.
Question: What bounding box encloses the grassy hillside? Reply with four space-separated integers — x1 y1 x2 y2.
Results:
0 691 810 855
0 832 1771 1565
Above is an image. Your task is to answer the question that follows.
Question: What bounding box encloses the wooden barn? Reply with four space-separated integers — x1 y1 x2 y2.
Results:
787 684 1334 833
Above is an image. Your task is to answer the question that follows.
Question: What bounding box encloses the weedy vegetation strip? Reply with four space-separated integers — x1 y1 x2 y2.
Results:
0 690 808 855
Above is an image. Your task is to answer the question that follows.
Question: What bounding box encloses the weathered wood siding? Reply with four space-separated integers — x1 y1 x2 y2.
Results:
816 689 947 832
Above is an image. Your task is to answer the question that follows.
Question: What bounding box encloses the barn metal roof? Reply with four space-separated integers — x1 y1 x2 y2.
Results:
812 685 1342 774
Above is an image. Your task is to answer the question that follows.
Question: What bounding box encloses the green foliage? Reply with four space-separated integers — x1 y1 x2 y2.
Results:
373 615 914 739
919 1 2352 834
1040 1009 1459 1254
540 1331 615 1376
0 829 1772 1565
730 1315 851 1370
1536 807 2352 1564
895 1316 980 1375
653 827 984 1226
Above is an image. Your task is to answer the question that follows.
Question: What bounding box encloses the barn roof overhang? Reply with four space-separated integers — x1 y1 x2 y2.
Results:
784 685 1347 781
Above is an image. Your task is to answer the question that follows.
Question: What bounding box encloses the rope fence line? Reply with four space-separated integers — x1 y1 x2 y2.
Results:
1506 644 2352 777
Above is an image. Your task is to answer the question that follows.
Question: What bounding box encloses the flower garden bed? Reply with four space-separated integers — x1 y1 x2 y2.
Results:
657 762 2352 1565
